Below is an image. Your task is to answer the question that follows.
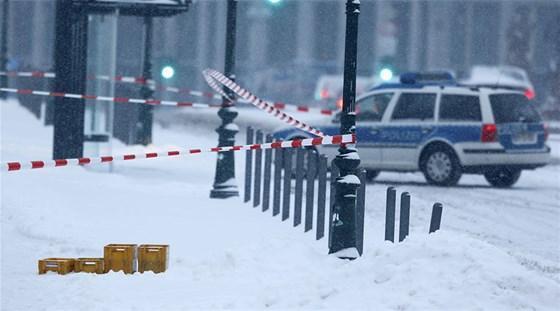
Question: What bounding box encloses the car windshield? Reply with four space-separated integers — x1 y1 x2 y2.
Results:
489 94 541 123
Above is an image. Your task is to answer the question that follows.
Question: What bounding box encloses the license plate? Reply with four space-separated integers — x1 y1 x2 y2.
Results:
512 132 536 144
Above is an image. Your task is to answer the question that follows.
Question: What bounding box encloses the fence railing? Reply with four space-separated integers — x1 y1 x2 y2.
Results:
243 126 366 255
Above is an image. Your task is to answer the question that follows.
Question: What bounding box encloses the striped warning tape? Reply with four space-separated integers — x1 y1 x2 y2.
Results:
203 69 326 137
0 87 222 108
269 102 335 116
0 70 223 100
0 70 339 116
2 134 355 172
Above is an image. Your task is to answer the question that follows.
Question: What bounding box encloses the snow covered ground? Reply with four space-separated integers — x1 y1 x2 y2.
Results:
1 99 559 310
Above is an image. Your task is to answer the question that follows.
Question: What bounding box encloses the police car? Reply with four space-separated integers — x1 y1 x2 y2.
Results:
273 72 550 187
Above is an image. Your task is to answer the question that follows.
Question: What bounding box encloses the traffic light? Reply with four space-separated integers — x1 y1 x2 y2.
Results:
379 68 394 82
377 56 397 82
155 57 178 82
160 65 175 80
266 0 282 5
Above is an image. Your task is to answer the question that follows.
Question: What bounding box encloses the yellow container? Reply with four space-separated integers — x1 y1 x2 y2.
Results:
38 258 75 275
103 244 137 274
74 258 105 274
138 244 169 274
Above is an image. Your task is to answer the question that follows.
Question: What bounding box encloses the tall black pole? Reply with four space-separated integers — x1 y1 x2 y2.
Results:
52 0 88 159
0 0 9 99
137 16 154 146
210 0 239 199
328 0 361 259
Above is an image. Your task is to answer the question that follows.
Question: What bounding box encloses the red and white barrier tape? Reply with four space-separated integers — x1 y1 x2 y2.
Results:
203 69 325 137
269 102 335 116
0 70 339 116
2 134 355 172
0 70 223 100
0 87 222 108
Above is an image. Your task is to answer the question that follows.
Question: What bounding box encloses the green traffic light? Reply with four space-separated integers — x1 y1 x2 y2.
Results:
379 68 393 82
266 0 282 4
161 66 175 80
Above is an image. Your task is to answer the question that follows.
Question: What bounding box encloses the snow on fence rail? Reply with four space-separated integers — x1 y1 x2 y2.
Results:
1 70 338 116
242 127 366 255
1 134 355 172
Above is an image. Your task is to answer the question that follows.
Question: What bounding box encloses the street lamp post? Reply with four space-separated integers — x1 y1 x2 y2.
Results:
138 16 154 146
210 0 239 199
0 0 10 99
53 0 88 160
329 0 361 259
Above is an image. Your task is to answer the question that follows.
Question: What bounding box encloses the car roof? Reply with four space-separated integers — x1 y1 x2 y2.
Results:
357 85 524 101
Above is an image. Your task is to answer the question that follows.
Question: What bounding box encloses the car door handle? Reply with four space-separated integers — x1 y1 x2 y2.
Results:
369 128 380 134
421 126 433 133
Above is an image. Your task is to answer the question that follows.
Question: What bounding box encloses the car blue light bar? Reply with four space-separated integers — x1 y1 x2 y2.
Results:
400 72 455 85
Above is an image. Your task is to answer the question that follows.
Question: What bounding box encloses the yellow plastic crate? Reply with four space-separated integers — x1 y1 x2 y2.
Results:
74 258 105 274
138 244 169 274
38 258 75 275
103 244 137 274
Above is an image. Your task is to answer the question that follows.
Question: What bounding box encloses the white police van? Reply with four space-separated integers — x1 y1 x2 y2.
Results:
274 73 550 187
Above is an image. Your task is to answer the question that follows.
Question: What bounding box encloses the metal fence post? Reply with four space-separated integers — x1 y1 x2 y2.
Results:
282 148 293 221
356 169 366 256
328 163 339 249
399 192 411 242
316 155 328 240
244 127 254 203
385 187 396 242
262 134 273 212
272 147 283 216
253 130 263 207
293 148 305 227
429 203 443 233
305 150 317 232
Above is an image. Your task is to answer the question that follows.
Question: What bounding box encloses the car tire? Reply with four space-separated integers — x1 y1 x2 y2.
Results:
421 146 462 186
365 170 380 182
484 168 521 188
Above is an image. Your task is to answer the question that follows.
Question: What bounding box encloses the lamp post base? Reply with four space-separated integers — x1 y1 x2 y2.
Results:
210 187 239 199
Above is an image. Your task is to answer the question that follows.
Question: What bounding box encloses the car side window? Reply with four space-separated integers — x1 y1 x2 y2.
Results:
391 93 436 121
439 95 482 121
356 93 393 122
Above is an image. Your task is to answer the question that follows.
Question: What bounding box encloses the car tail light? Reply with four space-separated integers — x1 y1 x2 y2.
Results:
544 123 549 141
481 124 498 142
336 97 343 110
320 89 330 99
524 88 535 100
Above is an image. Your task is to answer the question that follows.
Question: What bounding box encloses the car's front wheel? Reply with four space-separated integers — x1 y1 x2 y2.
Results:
484 168 521 188
421 146 462 186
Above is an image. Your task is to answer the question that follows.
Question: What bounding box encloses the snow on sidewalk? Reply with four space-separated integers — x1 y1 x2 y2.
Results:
1 101 559 310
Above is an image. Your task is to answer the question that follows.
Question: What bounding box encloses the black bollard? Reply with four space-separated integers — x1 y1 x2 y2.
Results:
429 203 443 233
385 187 396 242
399 192 411 242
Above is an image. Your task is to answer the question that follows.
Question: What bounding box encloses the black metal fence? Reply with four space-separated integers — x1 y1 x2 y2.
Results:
243 127 366 255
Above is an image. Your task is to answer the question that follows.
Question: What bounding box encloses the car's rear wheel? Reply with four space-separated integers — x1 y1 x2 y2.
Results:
484 168 521 188
365 170 380 182
421 146 462 186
